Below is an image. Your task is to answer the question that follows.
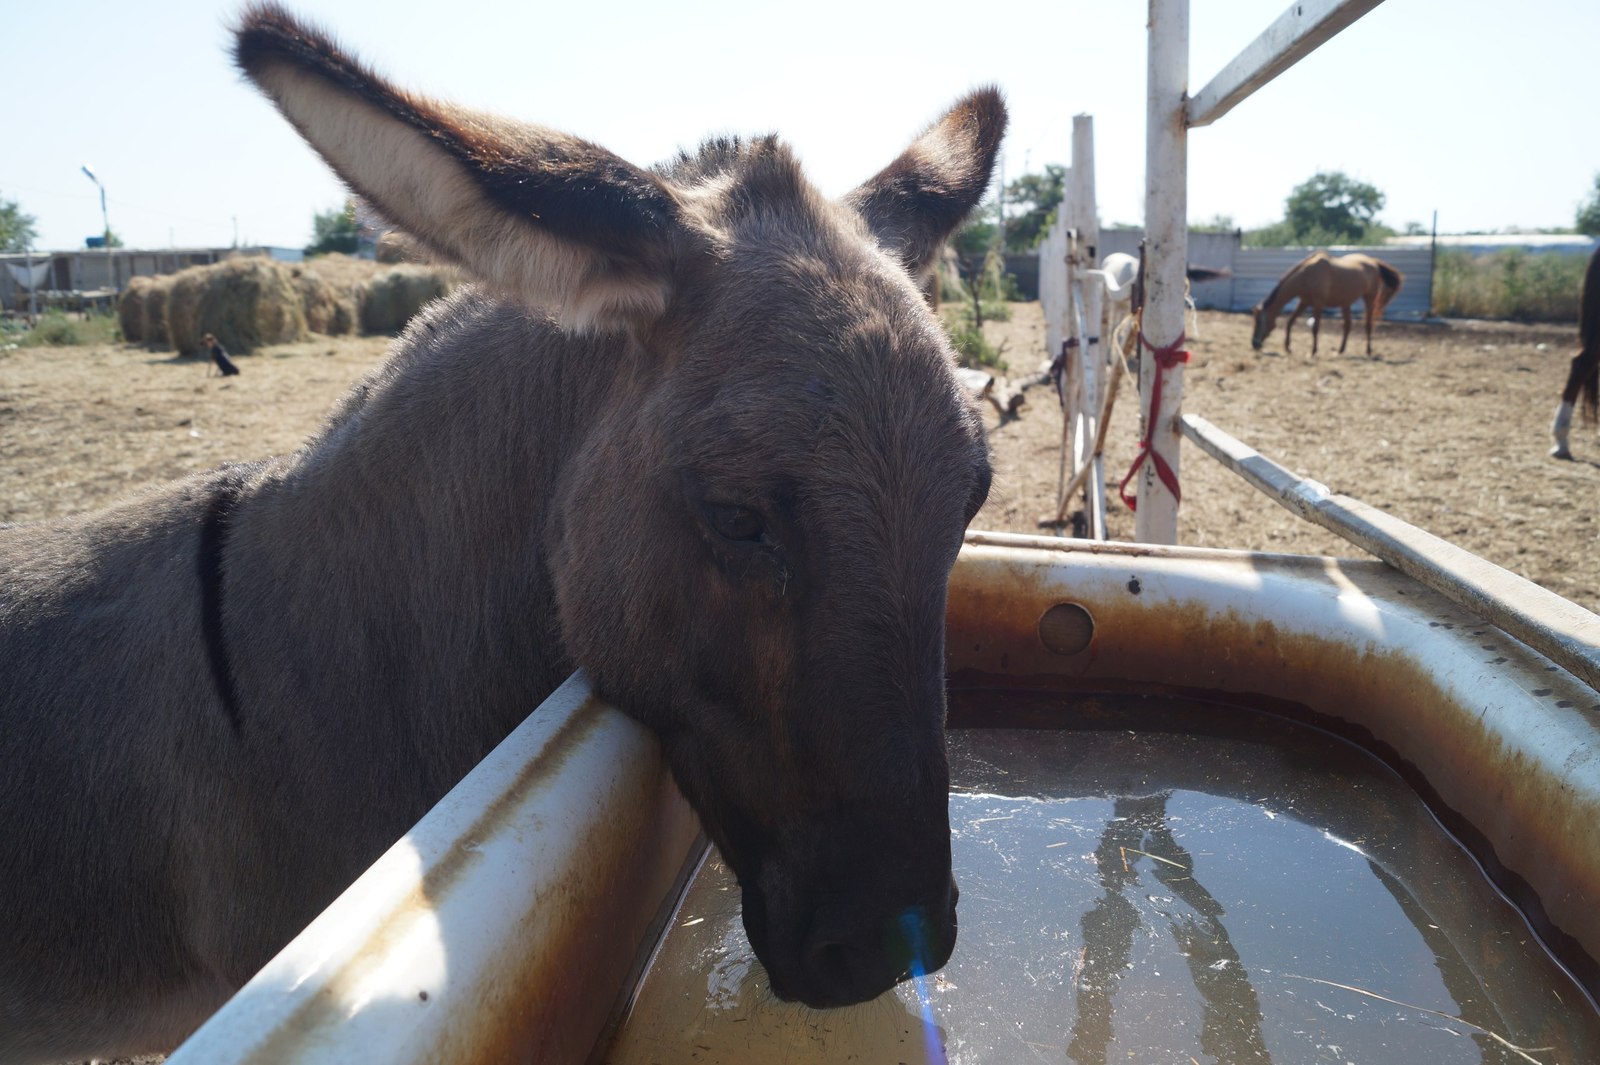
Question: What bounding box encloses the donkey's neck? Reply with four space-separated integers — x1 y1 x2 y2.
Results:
227 288 633 802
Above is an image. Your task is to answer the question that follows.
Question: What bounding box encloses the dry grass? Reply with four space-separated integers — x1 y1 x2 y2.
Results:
0 334 392 524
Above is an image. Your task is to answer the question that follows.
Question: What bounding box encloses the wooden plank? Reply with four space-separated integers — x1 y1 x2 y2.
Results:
1186 0 1386 129
1182 413 1600 692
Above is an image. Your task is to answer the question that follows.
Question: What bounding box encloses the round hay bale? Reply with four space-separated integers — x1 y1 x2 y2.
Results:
117 276 155 343
166 257 309 356
297 254 376 336
141 278 172 350
374 230 427 264
360 265 453 336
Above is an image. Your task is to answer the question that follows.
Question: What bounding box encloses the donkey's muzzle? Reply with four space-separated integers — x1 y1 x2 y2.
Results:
776 874 959 1009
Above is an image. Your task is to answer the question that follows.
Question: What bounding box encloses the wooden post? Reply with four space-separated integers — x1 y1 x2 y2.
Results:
1136 0 1189 545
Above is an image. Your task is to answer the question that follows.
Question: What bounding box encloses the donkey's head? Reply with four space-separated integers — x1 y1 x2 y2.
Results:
236 5 1002 1008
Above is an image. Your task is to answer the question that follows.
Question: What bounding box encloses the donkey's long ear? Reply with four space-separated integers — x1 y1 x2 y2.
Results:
234 3 681 329
844 88 1007 280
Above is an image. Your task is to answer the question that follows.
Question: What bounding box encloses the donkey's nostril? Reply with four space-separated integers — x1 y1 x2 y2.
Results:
807 939 859 989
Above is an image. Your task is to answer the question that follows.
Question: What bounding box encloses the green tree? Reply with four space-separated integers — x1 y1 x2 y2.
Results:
1577 173 1600 237
102 228 124 249
0 192 38 252
1001 165 1066 252
305 199 359 256
1283 171 1385 243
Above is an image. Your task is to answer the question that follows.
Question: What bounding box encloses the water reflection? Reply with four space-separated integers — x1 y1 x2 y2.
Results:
1067 793 1269 1064
600 702 1599 1065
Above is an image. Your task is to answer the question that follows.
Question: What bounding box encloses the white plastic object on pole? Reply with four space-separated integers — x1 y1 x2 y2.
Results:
1136 0 1189 544
165 672 702 1065
1186 0 1384 128
1069 115 1106 540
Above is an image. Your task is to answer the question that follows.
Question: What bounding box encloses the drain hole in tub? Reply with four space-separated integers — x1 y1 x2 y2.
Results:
1038 602 1094 656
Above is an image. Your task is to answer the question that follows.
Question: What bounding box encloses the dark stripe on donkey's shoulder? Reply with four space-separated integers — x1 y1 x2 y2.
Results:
199 468 250 731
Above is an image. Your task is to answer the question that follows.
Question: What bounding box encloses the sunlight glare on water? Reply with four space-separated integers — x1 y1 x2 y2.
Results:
901 909 949 1065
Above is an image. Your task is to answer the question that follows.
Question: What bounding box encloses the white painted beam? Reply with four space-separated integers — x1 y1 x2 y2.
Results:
1135 0 1188 544
1186 0 1385 128
1181 412 1600 692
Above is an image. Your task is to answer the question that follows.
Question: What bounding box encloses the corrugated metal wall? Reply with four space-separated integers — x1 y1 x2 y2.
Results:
1100 227 1244 311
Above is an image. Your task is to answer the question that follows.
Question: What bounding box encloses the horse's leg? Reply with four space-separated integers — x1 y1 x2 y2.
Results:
1309 306 1321 358
1363 295 1375 356
1552 399 1574 460
1339 305 1353 355
1283 303 1303 354
1552 344 1600 459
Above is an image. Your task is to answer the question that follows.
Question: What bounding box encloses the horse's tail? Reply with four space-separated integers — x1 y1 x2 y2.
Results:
1185 265 1231 284
1376 261 1404 311
1577 248 1600 425
1580 246 1600 354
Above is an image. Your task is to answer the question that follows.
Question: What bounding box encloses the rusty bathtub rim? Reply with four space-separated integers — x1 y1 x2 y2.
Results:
947 534 1600 1010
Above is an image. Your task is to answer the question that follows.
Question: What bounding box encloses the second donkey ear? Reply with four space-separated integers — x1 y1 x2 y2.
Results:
234 3 683 330
844 88 1008 282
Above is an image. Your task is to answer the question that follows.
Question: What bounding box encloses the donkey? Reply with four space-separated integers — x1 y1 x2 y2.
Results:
1550 245 1600 460
1251 251 1403 357
0 6 1004 1062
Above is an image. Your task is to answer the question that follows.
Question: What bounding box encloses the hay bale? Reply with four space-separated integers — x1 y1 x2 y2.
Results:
141 278 171 350
117 276 155 343
166 257 308 356
297 254 376 336
360 264 453 336
374 230 428 264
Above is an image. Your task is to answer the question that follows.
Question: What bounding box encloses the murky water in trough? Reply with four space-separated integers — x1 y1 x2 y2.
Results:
599 695 1600 1064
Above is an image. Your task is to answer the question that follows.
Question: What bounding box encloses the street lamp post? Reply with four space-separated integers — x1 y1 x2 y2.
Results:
80 165 115 309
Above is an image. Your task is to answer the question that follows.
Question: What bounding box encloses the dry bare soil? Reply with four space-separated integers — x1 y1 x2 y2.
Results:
2 303 1596 616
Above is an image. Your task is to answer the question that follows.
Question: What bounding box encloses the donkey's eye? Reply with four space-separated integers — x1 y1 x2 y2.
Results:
702 503 767 544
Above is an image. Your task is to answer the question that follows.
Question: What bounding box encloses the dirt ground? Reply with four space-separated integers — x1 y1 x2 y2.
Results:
1 304 1596 615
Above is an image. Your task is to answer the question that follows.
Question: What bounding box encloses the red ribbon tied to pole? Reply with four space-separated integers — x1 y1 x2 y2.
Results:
1117 330 1190 512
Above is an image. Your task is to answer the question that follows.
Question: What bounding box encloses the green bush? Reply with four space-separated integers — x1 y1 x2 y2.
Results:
1432 249 1586 322
17 310 122 348
941 304 1006 371
24 311 82 346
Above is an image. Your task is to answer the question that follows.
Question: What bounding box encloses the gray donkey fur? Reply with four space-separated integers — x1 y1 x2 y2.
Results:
0 5 1005 1062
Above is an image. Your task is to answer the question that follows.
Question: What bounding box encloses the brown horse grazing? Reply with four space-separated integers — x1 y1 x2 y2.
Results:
0 6 1004 1062
1250 251 1404 357
1550 245 1600 460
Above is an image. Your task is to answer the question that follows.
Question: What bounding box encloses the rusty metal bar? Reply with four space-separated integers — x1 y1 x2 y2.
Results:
1185 0 1386 128
1181 412 1600 692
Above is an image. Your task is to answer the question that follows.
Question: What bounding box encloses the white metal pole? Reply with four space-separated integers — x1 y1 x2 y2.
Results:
1136 0 1189 544
1070 115 1106 539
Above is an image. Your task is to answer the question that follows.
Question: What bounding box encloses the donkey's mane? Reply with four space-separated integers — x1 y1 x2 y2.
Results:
656 134 788 185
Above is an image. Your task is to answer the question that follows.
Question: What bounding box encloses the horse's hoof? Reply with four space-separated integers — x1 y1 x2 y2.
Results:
1550 445 1574 460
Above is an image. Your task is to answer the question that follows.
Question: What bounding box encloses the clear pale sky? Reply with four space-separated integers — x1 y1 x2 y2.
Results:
5 0 1597 252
